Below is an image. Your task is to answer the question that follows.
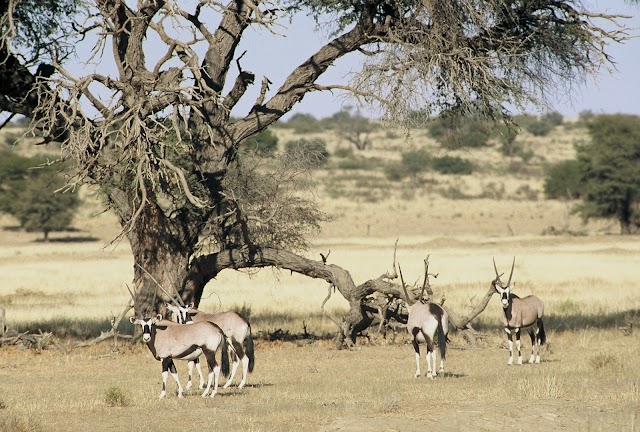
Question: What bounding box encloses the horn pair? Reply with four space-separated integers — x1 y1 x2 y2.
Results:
493 257 515 287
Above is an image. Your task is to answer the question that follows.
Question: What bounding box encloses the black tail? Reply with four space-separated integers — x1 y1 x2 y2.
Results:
220 335 230 377
538 319 547 346
437 316 447 360
245 325 255 373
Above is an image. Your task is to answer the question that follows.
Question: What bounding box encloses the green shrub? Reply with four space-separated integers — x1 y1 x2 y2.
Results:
384 162 407 181
544 159 583 199
242 129 278 155
526 119 553 137
282 113 322 134
431 155 473 175
336 157 370 170
578 109 594 123
542 111 563 127
0 150 81 240
429 114 492 149
400 148 431 177
333 146 354 158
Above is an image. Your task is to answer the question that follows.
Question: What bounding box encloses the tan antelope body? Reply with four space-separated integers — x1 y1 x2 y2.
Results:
168 303 255 389
399 260 449 379
129 315 230 399
493 258 546 365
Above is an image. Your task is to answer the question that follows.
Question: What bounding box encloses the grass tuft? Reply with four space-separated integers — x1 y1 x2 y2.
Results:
104 386 131 407
516 372 564 399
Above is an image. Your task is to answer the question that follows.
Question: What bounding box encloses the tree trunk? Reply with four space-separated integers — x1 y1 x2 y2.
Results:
125 204 197 316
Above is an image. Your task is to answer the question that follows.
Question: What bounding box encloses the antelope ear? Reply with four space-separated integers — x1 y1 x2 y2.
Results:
129 316 136 324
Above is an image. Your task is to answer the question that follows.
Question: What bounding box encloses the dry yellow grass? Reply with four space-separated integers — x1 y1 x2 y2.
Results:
1 329 639 432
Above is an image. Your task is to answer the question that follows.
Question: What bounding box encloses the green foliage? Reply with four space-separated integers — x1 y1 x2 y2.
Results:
544 159 584 200
5 0 79 64
284 138 329 167
578 110 595 123
242 129 278 155
574 114 640 234
400 148 431 177
383 162 406 181
497 125 520 157
526 119 553 137
518 112 563 137
281 113 322 134
431 155 473 175
542 111 564 127
327 106 377 150
333 146 354 158
0 150 80 240
428 111 492 149
336 156 373 170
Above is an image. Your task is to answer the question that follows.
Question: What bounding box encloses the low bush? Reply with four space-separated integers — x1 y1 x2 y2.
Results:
431 155 473 175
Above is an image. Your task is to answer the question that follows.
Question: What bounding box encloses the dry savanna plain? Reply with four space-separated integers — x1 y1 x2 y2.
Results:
1 121 640 431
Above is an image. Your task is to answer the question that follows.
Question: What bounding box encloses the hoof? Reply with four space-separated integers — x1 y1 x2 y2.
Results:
185 383 192 390
223 382 231 389
209 391 217 399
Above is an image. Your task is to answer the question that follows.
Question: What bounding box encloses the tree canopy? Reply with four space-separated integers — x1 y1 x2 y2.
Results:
0 150 80 240
575 114 640 234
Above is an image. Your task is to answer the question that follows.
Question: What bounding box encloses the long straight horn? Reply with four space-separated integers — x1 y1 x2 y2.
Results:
506 256 515 287
492 257 501 280
172 286 186 307
126 283 141 318
156 283 183 308
398 263 415 306
136 263 182 308
419 256 430 302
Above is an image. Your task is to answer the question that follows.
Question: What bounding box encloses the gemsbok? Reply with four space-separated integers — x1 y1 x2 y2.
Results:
166 301 255 390
127 284 230 399
398 261 448 379
492 257 546 365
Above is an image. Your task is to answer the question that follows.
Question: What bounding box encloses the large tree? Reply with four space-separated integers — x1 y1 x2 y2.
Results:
575 114 640 234
0 0 630 347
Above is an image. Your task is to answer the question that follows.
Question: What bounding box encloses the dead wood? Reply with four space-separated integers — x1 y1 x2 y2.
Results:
0 329 67 353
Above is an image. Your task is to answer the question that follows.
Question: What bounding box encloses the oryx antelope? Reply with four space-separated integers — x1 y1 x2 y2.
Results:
167 302 255 390
399 261 448 379
492 257 546 365
129 313 230 399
